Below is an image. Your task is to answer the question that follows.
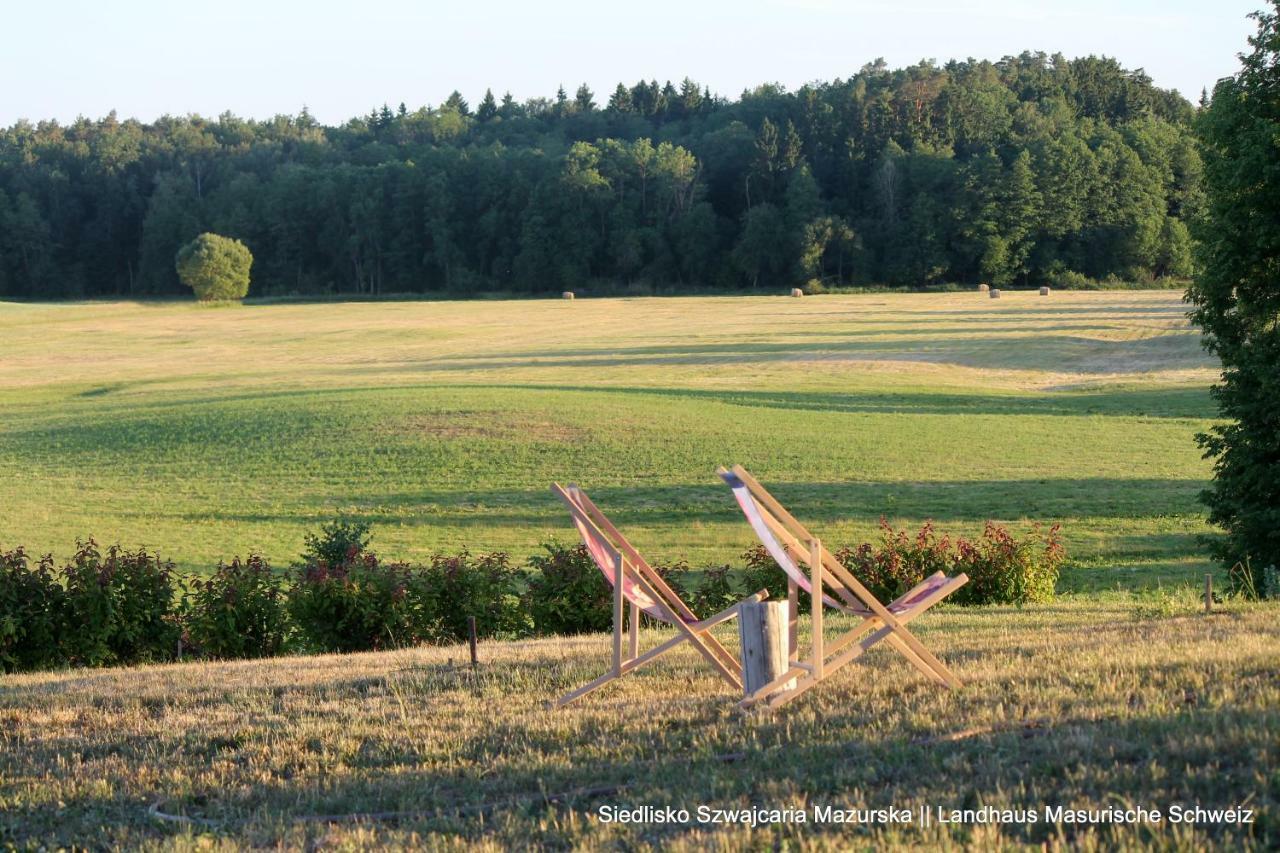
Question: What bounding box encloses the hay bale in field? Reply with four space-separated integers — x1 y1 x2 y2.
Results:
989 288 1001 299
790 288 804 298
978 283 990 292
1040 286 1051 296
561 291 575 300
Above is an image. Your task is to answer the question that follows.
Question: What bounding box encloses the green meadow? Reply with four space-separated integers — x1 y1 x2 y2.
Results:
0 290 1217 590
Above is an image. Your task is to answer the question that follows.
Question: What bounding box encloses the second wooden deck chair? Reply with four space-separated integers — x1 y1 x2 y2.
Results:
718 465 968 709
550 482 768 707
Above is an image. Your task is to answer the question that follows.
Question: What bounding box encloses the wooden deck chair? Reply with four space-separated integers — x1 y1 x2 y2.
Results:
717 465 967 709
550 482 768 708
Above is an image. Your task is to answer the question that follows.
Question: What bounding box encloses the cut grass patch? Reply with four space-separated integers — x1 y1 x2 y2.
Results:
0 601 1274 848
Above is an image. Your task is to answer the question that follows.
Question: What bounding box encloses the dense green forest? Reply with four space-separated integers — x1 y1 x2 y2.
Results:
0 53 1202 299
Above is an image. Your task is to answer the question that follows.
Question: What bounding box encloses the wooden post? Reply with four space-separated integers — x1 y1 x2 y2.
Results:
739 600 792 698
467 616 478 667
810 538 824 680
612 551 625 673
1205 574 1213 614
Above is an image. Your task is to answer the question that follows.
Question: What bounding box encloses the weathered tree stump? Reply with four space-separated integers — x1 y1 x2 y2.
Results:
1040 286 1051 296
562 291 575 300
790 288 804 297
739 600 792 699
990 288 1001 299
978 283 990 292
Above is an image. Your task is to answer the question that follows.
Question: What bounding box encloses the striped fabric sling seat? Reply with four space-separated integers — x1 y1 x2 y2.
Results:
550 482 768 708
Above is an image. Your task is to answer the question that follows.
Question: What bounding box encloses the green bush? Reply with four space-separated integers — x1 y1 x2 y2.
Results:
951 522 1063 606
184 554 290 659
288 518 421 652
0 515 1068 672
0 547 67 672
413 551 529 642
288 554 422 653
1048 269 1097 290
648 558 691 602
1228 558 1280 601
61 540 182 666
740 545 785 601
743 521 1062 608
299 518 372 568
842 519 955 603
647 558 691 623
175 232 253 301
688 564 738 618
740 544 811 612
526 541 612 635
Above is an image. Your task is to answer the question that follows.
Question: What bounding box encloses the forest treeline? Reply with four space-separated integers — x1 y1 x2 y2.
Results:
0 53 1202 299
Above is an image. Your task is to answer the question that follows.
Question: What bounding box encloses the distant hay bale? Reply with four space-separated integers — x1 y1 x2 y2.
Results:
1040 286 1051 296
561 291 575 300
989 288 1001 299
790 288 804 298
978 283 990 292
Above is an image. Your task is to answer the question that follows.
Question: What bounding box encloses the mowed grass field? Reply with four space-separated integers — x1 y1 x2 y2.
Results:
0 290 1217 590
2 602 1276 848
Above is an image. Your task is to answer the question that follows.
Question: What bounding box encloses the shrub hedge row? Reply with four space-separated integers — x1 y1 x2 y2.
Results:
0 520 1063 673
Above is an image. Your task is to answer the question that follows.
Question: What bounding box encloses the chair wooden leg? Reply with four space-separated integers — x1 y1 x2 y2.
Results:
556 668 622 708
787 578 799 663
612 554 625 672
556 632 690 707
757 577 968 707
625 564 744 690
629 600 640 660
739 663 813 708
810 539 824 680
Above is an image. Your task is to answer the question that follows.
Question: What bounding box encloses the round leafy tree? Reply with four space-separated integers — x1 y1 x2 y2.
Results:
175 233 253 301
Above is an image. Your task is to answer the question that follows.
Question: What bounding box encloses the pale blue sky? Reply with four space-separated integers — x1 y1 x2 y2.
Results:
2 0 1261 125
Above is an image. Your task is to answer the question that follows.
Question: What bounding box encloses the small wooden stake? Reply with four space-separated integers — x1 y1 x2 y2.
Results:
739 600 792 698
467 616 478 667
1204 574 1212 614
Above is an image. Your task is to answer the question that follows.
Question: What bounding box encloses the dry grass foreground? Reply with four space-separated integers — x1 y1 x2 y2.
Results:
1 601 1275 849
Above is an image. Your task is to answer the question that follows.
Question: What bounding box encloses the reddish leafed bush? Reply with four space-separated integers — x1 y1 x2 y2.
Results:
736 519 1062 607
184 554 289 659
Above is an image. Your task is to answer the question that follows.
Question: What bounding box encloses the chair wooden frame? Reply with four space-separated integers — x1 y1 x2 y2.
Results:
550 482 768 708
718 465 968 709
